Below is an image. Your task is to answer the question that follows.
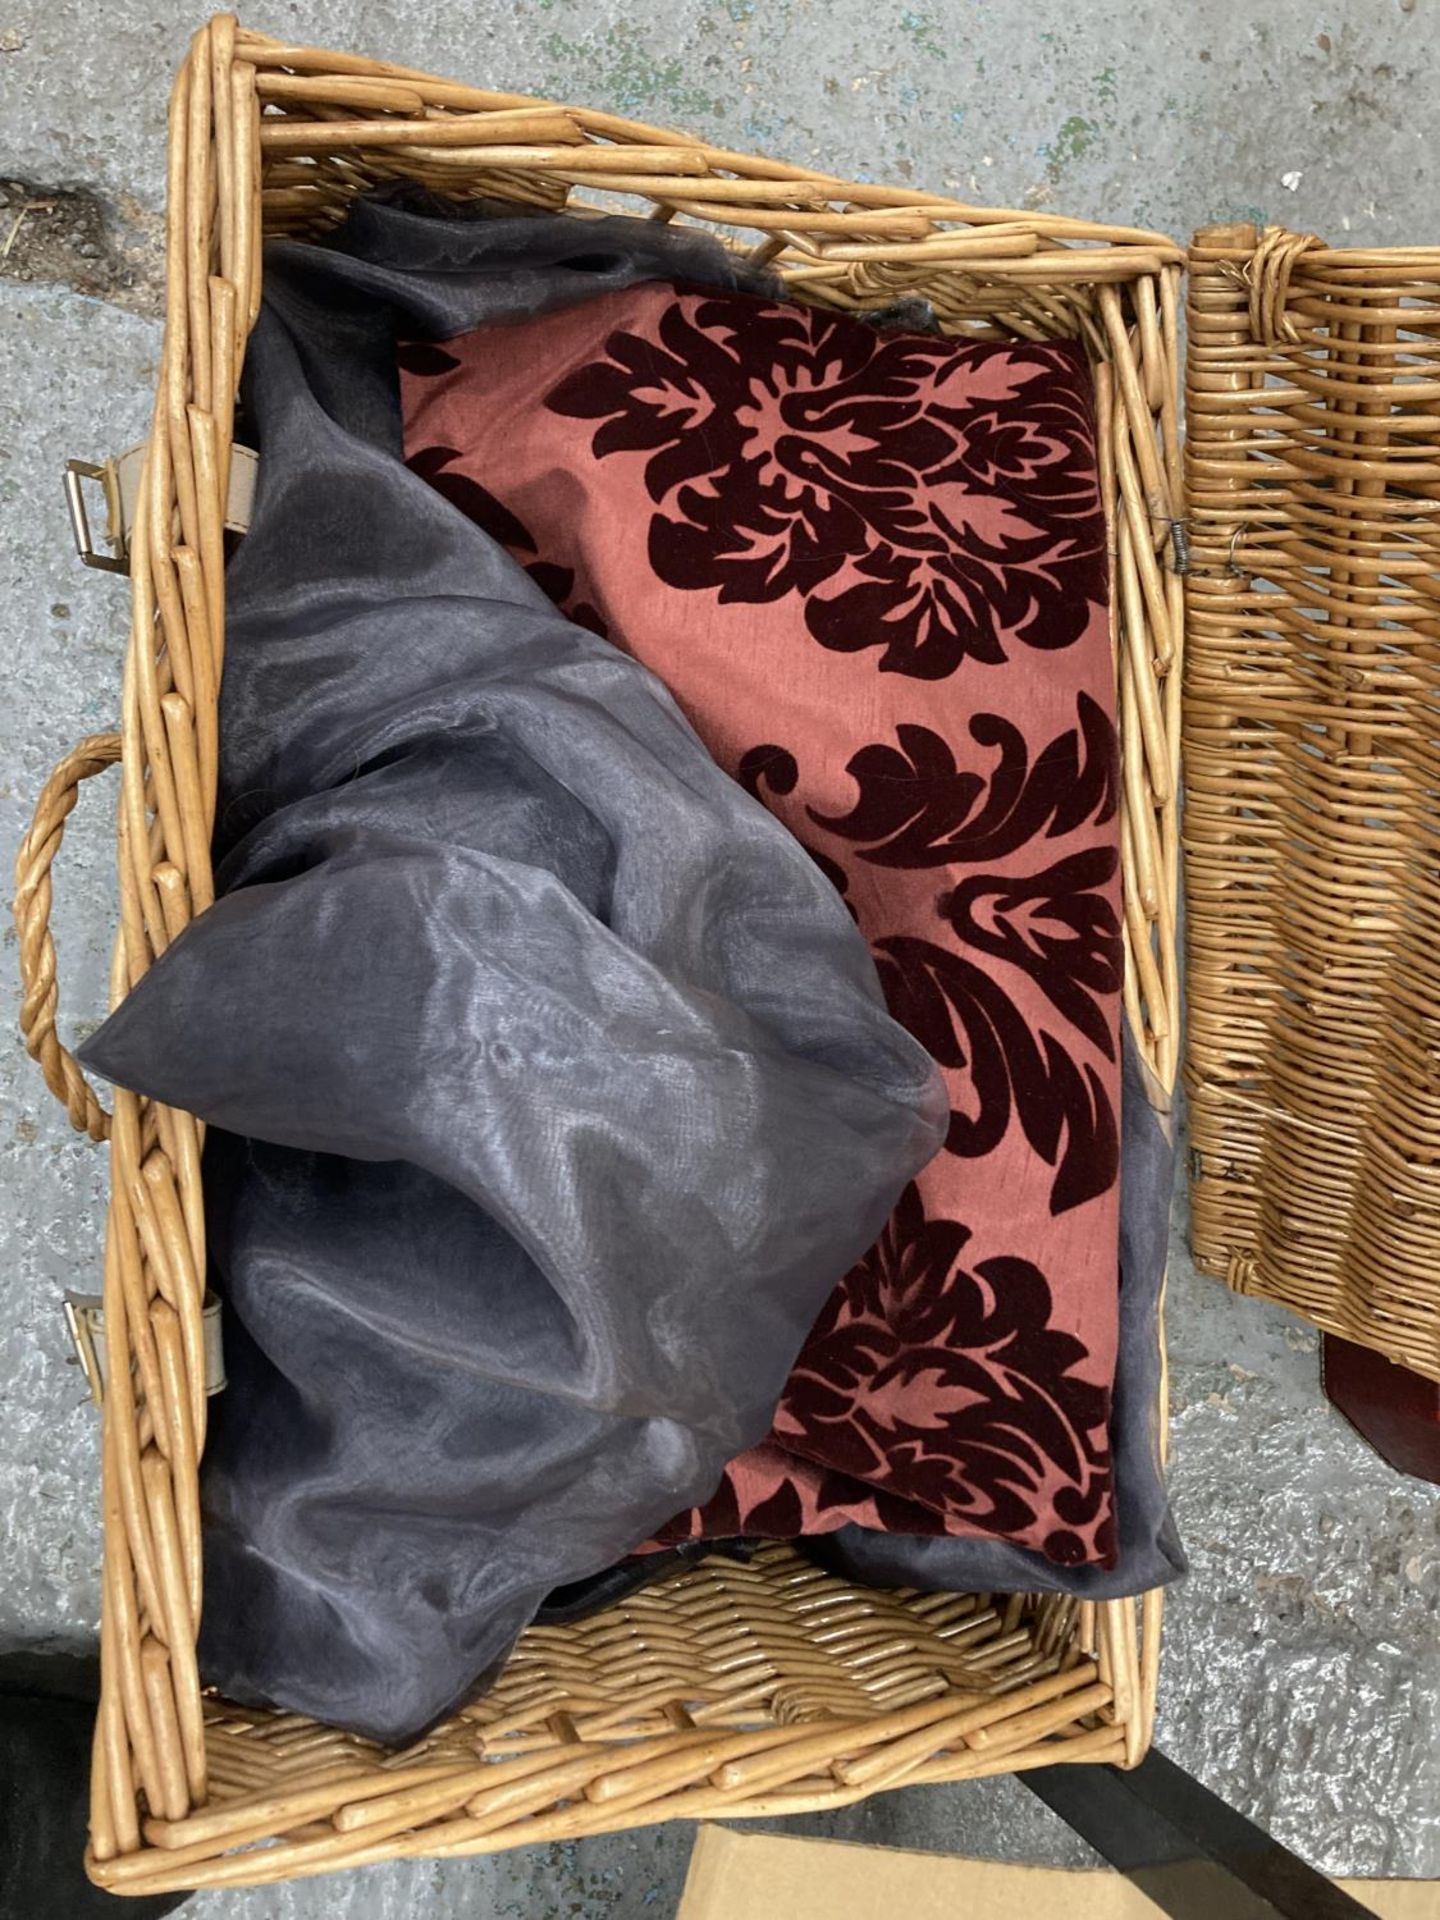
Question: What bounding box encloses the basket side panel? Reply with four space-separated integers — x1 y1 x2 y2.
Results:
88 11 257 1871
1185 222 1440 1380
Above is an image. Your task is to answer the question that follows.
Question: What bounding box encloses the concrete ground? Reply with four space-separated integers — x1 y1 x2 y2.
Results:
2 2 1439 1914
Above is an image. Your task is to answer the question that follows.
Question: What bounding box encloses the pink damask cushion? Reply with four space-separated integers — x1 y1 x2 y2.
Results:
400 284 1122 1567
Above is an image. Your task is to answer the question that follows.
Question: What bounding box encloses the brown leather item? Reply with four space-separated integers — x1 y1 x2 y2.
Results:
1322 1335 1440 1486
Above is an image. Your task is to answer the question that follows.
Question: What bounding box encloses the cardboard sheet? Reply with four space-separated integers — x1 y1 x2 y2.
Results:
676 1825 1440 1920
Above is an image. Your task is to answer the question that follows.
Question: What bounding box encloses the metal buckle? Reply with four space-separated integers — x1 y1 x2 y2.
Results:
62 1293 107 1406
65 444 258 574
63 458 128 574
61 1291 227 1408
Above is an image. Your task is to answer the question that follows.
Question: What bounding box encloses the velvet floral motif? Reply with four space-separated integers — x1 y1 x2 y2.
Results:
809 692 1118 869
661 1182 1112 1561
545 292 1105 679
746 696 1123 1212
776 1182 1111 1556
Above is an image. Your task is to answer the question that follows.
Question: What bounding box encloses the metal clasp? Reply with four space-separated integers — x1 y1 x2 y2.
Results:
61 1290 227 1408
62 1292 107 1406
63 458 128 574
63 444 258 575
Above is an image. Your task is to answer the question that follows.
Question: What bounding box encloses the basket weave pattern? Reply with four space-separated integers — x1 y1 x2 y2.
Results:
1186 223 1440 1382
12 16 1184 1891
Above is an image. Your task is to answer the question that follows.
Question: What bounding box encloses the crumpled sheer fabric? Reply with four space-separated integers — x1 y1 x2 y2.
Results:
80 198 946 1746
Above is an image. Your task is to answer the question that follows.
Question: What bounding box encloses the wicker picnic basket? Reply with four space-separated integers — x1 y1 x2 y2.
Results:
1185 224 1440 1383
12 15 1185 1894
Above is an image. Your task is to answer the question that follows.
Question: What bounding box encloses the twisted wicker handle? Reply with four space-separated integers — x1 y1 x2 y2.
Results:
14 732 123 1142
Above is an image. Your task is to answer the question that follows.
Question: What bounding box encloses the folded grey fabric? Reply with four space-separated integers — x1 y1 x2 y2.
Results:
81 198 945 1746
803 1020 1184 1599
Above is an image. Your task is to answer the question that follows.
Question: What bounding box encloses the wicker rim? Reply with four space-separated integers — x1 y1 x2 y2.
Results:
14 15 1186 1890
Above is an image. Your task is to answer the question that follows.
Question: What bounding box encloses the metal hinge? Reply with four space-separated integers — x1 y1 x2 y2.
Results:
64 443 258 575
63 1290 227 1408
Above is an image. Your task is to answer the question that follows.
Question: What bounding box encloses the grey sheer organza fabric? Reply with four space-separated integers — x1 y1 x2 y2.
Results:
804 1022 1183 1599
80 199 946 1746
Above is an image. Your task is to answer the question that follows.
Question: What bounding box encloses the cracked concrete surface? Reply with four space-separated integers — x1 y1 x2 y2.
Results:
0 178 163 314
3 3 1440 1913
